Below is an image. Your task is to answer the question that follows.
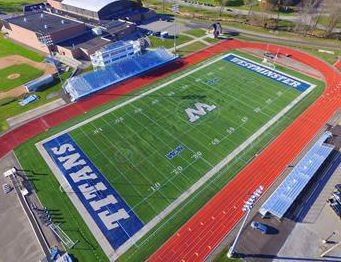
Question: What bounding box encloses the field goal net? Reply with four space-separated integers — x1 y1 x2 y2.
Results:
49 223 77 249
262 58 276 70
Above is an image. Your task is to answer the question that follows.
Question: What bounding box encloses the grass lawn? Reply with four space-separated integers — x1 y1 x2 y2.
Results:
149 34 192 49
0 71 70 131
0 64 43 91
0 0 40 13
0 35 44 62
177 41 207 56
15 51 324 262
205 36 223 43
184 28 207 37
316 15 341 28
214 250 242 262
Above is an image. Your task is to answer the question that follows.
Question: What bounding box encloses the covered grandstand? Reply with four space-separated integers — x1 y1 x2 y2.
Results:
259 131 335 220
63 48 177 101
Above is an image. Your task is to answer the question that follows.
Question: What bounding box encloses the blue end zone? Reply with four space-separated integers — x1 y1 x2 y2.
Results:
43 133 144 250
223 54 311 92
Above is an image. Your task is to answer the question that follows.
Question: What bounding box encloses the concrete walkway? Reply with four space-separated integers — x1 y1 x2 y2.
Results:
6 98 66 129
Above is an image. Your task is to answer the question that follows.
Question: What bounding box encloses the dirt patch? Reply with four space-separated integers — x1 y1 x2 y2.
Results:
7 73 21 80
0 86 26 100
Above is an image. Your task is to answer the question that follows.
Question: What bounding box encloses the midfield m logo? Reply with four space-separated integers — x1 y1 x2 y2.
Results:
185 102 217 123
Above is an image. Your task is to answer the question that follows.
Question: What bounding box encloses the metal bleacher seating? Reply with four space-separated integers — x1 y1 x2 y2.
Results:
63 48 177 101
259 132 335 220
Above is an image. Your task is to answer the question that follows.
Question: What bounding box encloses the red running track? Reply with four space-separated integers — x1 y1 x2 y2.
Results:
149 42 341 261
335 59 341 70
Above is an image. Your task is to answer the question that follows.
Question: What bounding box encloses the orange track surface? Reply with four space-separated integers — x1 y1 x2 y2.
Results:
149 41 341 261
335 59 341 70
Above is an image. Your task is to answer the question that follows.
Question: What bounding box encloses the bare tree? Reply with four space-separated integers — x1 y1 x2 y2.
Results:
323 0 341 37
214 0 226 17
244 0 259 19
295 0 320 36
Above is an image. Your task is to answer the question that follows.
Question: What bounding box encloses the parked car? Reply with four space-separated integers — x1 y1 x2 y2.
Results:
251 221 268 234
330 202 341 218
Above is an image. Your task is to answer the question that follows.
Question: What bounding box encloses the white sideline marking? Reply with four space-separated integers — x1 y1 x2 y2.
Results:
36 53 316 260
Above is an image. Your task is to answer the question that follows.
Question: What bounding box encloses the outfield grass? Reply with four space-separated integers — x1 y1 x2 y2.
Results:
15 51 324 262
0 0 40 13
0 71 70 131
0 64 43 91
0 35 44 62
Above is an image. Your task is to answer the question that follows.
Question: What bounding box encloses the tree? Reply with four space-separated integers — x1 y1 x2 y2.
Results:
214 0 227 17
295 0 320 36
323 0 341 37
244 0 259 20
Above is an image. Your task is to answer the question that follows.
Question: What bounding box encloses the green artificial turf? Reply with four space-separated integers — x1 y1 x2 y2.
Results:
15 51 324 262
0 64 43 91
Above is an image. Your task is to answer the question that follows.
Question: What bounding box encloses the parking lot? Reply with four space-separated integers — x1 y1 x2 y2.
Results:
0 154 42 262
234 149 341 262
138 18 190 35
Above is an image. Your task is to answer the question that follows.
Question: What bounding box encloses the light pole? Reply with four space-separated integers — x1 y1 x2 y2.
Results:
171 2 179 53
227 185 264 258
38 33 63 83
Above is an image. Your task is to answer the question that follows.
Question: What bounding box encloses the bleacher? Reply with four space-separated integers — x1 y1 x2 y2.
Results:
63 48 177 101
259 132 335 220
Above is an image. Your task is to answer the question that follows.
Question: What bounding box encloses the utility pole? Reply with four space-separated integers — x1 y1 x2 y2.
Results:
227 185 264 258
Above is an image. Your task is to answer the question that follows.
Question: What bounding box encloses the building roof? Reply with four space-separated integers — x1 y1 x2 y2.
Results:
6 12 82 35
57 31 111 51
259 132 334 219
61 0 121 12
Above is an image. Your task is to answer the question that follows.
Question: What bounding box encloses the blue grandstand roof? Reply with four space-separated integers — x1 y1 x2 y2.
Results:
259 132 334 219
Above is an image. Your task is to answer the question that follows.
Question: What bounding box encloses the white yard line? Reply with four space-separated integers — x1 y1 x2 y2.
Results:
35 53 315 260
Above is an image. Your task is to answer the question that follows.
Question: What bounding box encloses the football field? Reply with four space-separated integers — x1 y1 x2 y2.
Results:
37 52 314 258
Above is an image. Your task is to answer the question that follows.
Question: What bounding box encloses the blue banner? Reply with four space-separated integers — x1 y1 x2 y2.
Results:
223 54 311 92
43 133 144 250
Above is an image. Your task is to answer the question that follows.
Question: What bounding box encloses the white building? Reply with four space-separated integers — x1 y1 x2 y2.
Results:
90 40 141 68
